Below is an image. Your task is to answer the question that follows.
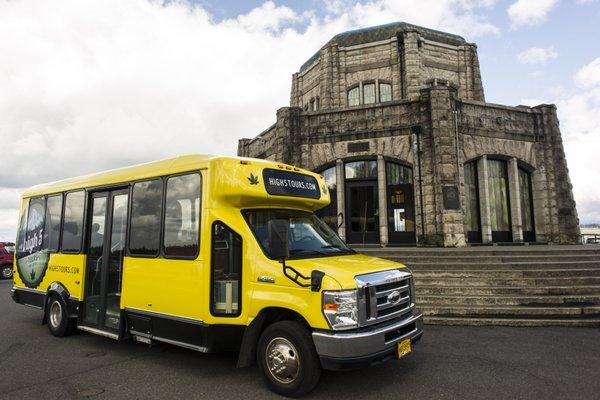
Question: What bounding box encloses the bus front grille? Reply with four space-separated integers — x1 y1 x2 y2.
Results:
355 269 414 327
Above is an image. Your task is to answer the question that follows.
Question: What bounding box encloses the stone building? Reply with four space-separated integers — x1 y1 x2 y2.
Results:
238 22 580 247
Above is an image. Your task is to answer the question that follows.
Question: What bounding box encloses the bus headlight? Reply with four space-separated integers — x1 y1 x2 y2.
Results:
323 290 358 330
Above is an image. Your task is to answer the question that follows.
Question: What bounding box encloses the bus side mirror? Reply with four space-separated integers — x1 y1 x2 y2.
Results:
268 219 289 261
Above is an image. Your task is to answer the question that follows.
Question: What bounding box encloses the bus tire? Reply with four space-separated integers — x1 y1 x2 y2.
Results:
256 320 322 397
1 265 12 280
47 295 76 337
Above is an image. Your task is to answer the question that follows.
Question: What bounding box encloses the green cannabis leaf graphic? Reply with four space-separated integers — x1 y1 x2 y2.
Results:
321 184 328 195
248 173 259 185
30 269 36 281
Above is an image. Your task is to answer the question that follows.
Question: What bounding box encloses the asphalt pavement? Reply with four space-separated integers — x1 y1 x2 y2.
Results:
1 279 599 400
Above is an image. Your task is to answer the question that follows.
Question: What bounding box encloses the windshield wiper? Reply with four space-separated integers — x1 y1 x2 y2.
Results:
289 248 327 256
321 244 355 253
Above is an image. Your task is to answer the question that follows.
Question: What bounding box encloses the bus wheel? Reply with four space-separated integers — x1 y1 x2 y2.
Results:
1 265 12 279
257 320 322 397
47 295 76 337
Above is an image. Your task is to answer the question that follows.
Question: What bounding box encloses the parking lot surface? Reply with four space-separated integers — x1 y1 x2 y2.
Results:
1 279 599 400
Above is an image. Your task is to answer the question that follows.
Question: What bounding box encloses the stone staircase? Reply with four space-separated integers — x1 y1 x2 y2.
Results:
354 245 600 327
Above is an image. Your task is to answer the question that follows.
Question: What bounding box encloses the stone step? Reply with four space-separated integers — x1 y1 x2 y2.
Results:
356 247 600 258
420 305 600 317
416 294 600 306
414 276 600 286
423 316 600 327
412 268 600 278
417 285 600 296
394 254 600 263
403 261 600 271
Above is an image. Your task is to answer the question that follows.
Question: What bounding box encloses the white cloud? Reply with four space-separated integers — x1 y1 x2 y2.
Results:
0 0 500 240
574 57 600 87
340 0 501 36
508 0 558 28
517 46 558 65
556 58 600 224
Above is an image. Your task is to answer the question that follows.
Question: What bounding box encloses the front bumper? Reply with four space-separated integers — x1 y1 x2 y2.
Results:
312 311 423 371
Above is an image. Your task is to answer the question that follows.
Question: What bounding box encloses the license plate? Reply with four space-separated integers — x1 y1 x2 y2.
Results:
397 339 411 359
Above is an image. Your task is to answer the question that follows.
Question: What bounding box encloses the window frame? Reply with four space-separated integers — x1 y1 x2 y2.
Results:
60 189 87 255
44 193 64 253
347 85 360 107
162 171 202 260
362 81 376 105
379 81 392 102
344 160 378 180
126 170 203 260
127 177 166 259
209 220 243 317
24 195 47 255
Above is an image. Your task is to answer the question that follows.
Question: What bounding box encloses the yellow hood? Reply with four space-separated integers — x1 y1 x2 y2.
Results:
286 253 409 289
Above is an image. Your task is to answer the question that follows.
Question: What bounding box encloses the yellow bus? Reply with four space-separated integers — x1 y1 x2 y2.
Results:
12 155 422 397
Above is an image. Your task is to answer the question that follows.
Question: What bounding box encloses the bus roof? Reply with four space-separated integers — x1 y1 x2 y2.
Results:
20 155 329 212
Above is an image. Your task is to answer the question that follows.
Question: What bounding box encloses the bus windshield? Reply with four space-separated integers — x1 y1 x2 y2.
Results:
244 209 354 259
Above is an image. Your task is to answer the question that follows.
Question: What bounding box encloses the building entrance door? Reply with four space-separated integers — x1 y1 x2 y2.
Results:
345 181 379 244
387 184 416 244
488 159 512 243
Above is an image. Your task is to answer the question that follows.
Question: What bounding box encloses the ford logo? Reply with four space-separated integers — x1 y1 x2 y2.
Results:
387 290 402 304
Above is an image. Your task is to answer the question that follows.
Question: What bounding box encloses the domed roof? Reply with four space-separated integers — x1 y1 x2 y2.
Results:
300 22 466 72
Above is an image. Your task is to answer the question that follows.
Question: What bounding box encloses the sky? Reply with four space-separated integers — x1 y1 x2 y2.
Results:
0 0 599 241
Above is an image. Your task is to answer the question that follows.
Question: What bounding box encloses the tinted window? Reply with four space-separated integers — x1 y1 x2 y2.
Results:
211 222 242 316
345 160 377 179
164 173 201 257
386 162 413 185
26 197 46 254
315 167 338 231
129 179 163 255
61 191 85 252
16 199 29 258
43 195 63 252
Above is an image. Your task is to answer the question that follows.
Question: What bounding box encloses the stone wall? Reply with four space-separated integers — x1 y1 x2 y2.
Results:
290 27 485 111
239 23 579 247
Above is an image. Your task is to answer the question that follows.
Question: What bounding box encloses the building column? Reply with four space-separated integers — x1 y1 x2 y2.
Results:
508 157 523 242
336 159 346 241
478 155 492 243
377 155 388 247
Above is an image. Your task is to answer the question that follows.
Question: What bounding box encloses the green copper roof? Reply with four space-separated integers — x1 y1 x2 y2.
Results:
300 22 466 72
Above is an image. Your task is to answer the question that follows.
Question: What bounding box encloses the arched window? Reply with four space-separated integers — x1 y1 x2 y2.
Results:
386 162 412 184
315 166 338 231
379 82 392 102
363 83 375 104
347 87 360 106
345 160 377 179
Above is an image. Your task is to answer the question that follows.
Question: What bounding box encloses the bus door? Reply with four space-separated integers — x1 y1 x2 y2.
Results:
82 188 129 333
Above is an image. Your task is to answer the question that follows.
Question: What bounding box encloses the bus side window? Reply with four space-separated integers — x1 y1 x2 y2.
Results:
164 173 201 258
211 222 242 316
43 194 63 252
16 199 30 258
25 197 46 254
61 191 85 253
129 179 163 256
